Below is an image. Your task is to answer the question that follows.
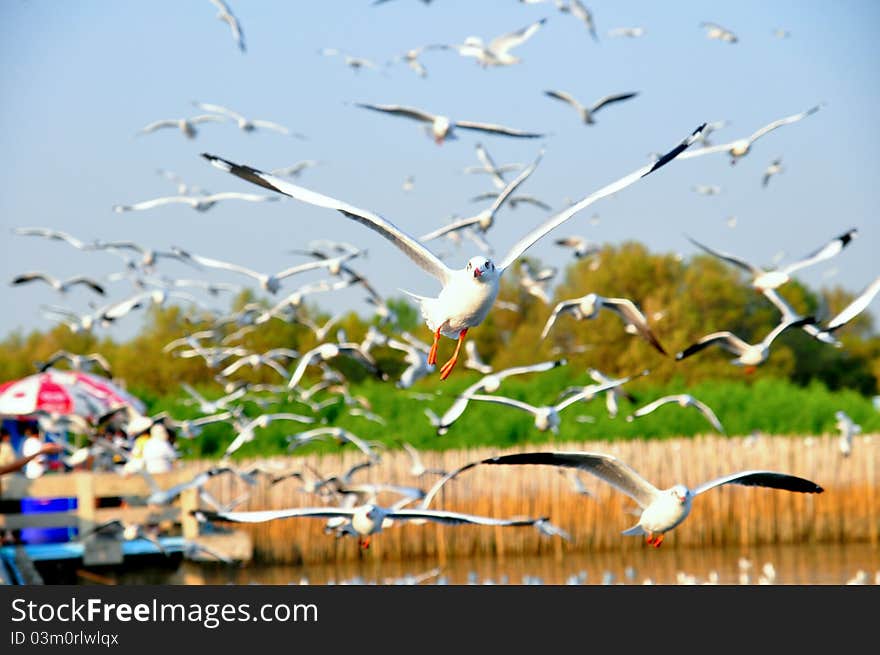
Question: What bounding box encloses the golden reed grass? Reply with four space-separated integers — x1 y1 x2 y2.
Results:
187 434 878 565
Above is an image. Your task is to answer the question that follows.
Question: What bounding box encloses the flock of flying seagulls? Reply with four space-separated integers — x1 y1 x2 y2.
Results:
5 2 877 563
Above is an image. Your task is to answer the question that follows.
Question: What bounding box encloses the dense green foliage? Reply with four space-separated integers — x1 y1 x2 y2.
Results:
2 242 877 459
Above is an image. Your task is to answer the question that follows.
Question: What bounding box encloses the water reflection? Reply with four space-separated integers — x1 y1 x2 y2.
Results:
112 542 880 585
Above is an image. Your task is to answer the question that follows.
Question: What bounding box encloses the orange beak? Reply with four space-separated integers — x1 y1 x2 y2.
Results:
473 267 482 278
434 136 444 145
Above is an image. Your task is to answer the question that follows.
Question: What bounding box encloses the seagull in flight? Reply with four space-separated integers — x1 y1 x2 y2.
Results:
677 105 823 165
113 192 280 213
686 228 858 292
608 27 645 38
567 1 598 41
463 142 524 189
35 350 113 376
136 114 226 139
271 160 322 179
419 149 544 243
203 122 704 379
193 101 305 138
209 0 245 52
171 248 357 294
701 21 738 43
544 90 638 124
11 271 105 296
675 316 815 372
554 235 600 260
12 227 94 251
354 102 546 145
438 17 548 67
626 394 725 433
436 450 823 546
425 359 566 435
197 503 545 550
762 158 784 187
541 292 667 355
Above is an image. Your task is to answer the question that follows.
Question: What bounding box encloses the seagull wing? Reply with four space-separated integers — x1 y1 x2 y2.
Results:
389 508 544 527
686 235 763 276
474 142 499 173
781 228 858 276
176 252 264 282
589 92 639 114
486 149 544 215
498 123 705 271
138 119 182 134
540 299 582 339
747 104 823 143
487 17 547 56
65 276 106 295
197 507 357 523
355 103 436 124
203 154 452 284
113 196 194 212
452 119 545 139
12 271 55 287
467 393 539 415
674 141 739 160
630 395 678 418
477 451 661 508
676 331 750 360
691 471 823 497
192 102 244 121
826 275 880 332
688 397 726 433
600 296 667 355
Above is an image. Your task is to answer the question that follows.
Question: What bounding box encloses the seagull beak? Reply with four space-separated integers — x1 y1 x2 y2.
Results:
473 267 482 279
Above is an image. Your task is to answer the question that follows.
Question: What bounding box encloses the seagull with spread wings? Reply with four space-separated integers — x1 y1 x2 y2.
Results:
701 21 738 43
11 271 105 296
203 123 704 379
439 17 548 67
208 0 245 52
192 101 305 138
626 393 725 433
354 102 546 145
677 105 822 165
113 191 280 213
419 149 543 243
544 90 638 124
541 292 667 355
13 227 94 251
463 142 524 189
675 316 815 372
687 228 858 292
427 451 822 546
136 114 226 139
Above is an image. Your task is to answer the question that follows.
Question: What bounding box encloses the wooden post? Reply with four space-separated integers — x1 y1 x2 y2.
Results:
180 487 200 540
75 472 96 536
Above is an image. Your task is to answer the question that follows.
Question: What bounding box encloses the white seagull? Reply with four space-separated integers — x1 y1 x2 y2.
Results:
386 336 435 389
677 105 822 165
463 142 524 189
136 114 226 139
446 451 823 546
544 90 638 125
202 123 704 379
287 341 384 390
35 350 112 376
568 0 598 41
286 427 384 462
701 21 738 43
675 316 815 372
608 27 645 38
113 192 279 213
834 410 861 458
197 503 546 549
686 228 858 291
419 149 544 243
354 102 546 145
626 394 725 433
11 271 105 296
467 376 628 434
13 226 94 250
425 359 567 435
761 288 840 347
192 101 306 138
823 275 880 336
222 412 315 459
541 292 667 355
271 160 321 178
762 158 784 187
554 235 600 260
439 17 548 67
170 248 355 294
208 0 245 52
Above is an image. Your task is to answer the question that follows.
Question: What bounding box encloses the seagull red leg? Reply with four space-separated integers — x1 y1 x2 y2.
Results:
439 329 468 380
652 534 664 548
428 328 442 366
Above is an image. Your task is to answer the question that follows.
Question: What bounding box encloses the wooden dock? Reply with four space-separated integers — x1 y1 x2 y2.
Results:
0 469 252 585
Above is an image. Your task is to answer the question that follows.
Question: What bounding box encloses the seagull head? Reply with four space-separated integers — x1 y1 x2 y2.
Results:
669 485 690 505
466 256 496 281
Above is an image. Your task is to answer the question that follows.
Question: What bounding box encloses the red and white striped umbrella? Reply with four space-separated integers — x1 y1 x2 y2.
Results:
0 370 145 419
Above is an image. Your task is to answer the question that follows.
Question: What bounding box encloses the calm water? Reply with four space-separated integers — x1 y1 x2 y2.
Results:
104 541 880 586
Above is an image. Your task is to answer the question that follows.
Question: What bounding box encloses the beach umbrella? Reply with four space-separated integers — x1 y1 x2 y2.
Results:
0 369 145 420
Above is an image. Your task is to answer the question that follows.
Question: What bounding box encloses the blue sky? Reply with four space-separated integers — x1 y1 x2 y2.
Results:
1 0 878 340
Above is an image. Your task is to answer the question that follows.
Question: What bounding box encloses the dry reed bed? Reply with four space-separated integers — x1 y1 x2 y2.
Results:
189 434 878 565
